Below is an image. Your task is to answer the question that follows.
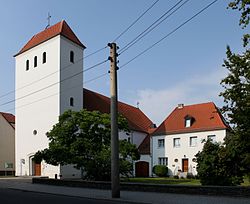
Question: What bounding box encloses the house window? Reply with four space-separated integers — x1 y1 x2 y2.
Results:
42 52 46 64
207 135 216 143
185 118 191 127
158 139 164 148
70 51 74 63
190 136 197 147
70 97 74 106
26 60 29 71
158 157 168 165
34 56 37 67
173 138 180 147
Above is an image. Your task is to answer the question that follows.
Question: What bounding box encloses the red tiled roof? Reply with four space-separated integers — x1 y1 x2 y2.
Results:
152 102 229 136
83 88 154 133
15 20 85 56
0 112 15 129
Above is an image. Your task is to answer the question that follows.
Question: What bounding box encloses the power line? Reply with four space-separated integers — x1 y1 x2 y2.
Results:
4 81 84 113
84 46 108 59
0 59 108 107
119 0 190 55
112 0 160 42
120 0 219 69
4 72 110 113
84 72 109 85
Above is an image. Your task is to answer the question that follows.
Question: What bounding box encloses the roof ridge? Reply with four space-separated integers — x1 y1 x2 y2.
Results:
15 20 85 56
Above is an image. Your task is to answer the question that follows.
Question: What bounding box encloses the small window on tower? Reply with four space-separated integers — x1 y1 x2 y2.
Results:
42 52 46 64
70 51 74 63
34 56 37 67
26 60 29 71
70 97 74 107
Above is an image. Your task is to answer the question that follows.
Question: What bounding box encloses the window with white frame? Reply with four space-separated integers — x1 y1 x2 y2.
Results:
207 135 216 143
158 139 164 148
173 138 180 147
158 157 168 166
185 118 191 127
189 136 197 147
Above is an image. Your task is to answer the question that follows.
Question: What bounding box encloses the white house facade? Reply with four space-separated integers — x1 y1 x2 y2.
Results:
151 102 229 177
15 20 85 178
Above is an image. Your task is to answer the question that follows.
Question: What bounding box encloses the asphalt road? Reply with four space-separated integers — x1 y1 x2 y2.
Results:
0 188 132 204
0 178 249 204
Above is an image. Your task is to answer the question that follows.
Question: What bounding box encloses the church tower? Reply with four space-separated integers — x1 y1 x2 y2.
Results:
15 20 85 178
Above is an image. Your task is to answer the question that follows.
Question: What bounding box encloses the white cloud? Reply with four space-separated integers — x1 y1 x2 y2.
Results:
135 69 227 126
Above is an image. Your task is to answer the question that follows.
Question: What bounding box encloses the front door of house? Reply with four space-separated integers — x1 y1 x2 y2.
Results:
182 159 188 172
34 163 41 176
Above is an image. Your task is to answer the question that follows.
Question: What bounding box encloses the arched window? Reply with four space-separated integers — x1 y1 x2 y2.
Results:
70 51 74 63
42 52 46 64
26 60 29 71
70 97 74 106
34 56 37 67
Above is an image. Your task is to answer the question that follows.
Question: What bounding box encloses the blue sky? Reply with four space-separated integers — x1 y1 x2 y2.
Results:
0 0 246 125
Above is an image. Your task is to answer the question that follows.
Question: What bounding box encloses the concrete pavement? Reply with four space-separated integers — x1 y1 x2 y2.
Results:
0 177 249 204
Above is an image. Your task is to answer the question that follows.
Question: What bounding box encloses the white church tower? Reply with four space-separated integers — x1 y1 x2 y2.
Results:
14 20 85 178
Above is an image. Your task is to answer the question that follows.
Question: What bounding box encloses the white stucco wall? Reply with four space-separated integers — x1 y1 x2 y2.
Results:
152 129 227 176
15 35 84 178
119 130 147 148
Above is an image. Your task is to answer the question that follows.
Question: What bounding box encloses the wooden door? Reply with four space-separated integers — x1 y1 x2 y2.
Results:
135 161 149 177
34 163 41 176
182 159 188 172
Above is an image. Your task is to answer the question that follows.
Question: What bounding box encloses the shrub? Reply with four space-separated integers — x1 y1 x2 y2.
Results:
173 175 179 179
153 165 168 177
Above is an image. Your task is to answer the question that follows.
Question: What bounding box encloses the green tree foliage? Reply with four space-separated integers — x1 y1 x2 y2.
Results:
196 140 243 186
228 0 250 27
34 109 140 181
228 0 250 45
220 46 250 175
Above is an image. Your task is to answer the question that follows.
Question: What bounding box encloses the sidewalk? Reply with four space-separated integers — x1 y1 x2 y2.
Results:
0 177 250 204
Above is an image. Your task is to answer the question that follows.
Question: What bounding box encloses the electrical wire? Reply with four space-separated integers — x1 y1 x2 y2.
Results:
84 46 108 59
4 72 110 113
120 0 219 69
0 59 109 107
113 0 160 42
119 0 190 55
84 72 109 85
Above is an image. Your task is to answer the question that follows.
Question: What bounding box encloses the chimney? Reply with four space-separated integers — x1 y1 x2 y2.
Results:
177 104 184 109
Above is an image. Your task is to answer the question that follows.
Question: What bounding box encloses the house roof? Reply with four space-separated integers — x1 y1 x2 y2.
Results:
15 20 85 56
83 88 154 134
0 112 15 129
152 102 229 136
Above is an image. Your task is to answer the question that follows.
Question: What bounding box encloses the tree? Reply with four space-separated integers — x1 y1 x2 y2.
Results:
220 46 250 175
228 0 250 28
228 1 250 46
195 140 243 186
34 109 140 181
217 0 250 179
195 0 250 186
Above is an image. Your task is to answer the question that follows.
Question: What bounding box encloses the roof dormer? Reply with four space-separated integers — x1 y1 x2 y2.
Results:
184 115 194 128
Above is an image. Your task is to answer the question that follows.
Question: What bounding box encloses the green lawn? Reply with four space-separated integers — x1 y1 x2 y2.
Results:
121 177 201 185
122 177 250 186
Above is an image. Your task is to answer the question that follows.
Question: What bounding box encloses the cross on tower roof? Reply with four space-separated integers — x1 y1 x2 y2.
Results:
46 12 51 29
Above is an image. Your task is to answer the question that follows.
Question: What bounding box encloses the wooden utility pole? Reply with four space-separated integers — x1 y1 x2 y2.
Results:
108 42 120 198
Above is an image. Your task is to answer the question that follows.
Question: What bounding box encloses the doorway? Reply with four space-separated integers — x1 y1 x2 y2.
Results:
182 159 188 172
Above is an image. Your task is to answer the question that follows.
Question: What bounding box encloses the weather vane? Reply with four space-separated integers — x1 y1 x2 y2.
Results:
45 12 51 29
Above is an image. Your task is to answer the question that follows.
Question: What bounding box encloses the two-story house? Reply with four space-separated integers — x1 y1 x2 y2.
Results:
151 102 229 176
